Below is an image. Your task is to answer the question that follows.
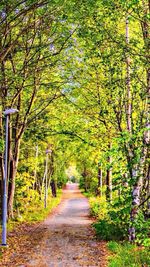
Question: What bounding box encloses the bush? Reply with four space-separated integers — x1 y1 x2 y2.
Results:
131 211 150 245
89 196 108 219
94 219 125 241
89 196 150 243
89 177 100 194
90 196 128 240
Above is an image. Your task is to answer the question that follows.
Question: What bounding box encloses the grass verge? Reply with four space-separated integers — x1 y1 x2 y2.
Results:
107 241 150 267
1 190 62 233
87 195 150 267
22 190 62 222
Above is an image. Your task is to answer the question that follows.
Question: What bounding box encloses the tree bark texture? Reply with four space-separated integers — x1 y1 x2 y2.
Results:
106 146 112 203
97 163 102 197
50 180 57 198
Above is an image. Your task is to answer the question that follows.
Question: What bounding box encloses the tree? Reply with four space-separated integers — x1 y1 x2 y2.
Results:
0 0 77 217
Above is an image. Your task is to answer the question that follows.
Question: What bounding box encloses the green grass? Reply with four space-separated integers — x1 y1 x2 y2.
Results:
22 190 62 222
107 241 150 267
82 191 92 198
0 190 62 233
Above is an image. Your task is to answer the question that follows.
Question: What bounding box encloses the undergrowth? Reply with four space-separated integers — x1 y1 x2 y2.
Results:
89 196 150 244
21 190 62 222
1 190 62 233
107 241 150 267
89 195 150 266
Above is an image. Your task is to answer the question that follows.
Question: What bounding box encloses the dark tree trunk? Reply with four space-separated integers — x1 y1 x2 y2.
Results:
7 161 17 218
50 180 57 197
97 163 102 196
106 143 112 202
7 139 20 218
106 167 112 202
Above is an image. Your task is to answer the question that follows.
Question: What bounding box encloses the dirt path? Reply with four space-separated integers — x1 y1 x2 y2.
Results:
0 184 108 267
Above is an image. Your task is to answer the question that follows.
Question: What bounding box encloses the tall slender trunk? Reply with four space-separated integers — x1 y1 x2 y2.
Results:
41 171 46 199
125 15 139 242
129 146 148 241
126 16 132 134
47 148 56 198
33 145 38 190
106 143 112 202
129 2 150 242
48 151 53 189
106 165 112 202
97 163 102 197
50 180 57 198
7 139 20 218
44 152 48 208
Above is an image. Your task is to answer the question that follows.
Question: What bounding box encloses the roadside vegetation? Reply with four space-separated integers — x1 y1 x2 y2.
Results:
0 190 62 235
86 193 150 266
107 241 150 267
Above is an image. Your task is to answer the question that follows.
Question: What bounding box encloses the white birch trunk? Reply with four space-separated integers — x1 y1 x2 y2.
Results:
33 145 38 190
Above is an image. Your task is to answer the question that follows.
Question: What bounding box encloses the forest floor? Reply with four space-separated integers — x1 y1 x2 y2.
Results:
0 183 108 267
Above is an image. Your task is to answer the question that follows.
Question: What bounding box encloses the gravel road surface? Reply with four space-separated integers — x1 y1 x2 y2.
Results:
0 183 107 267
27 183 107 267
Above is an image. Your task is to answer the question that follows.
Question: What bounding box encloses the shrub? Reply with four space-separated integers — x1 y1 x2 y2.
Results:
89 196 108 219
90 196 128 240
94 219 125 241
89 196 150 243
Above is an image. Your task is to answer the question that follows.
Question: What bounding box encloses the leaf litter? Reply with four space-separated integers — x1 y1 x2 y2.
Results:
0 184 108 267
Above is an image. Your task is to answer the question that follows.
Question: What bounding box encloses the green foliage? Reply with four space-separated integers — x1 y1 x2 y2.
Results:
14 187 62 222
0 139 4 153
89 177 99 193
90 195 150 244
94 219 125 241
79 176 85 189
22 190 62 222
108 241 150 267
89 196 108 219
0 0 149 248
90 196 129 240
130 211 150 245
